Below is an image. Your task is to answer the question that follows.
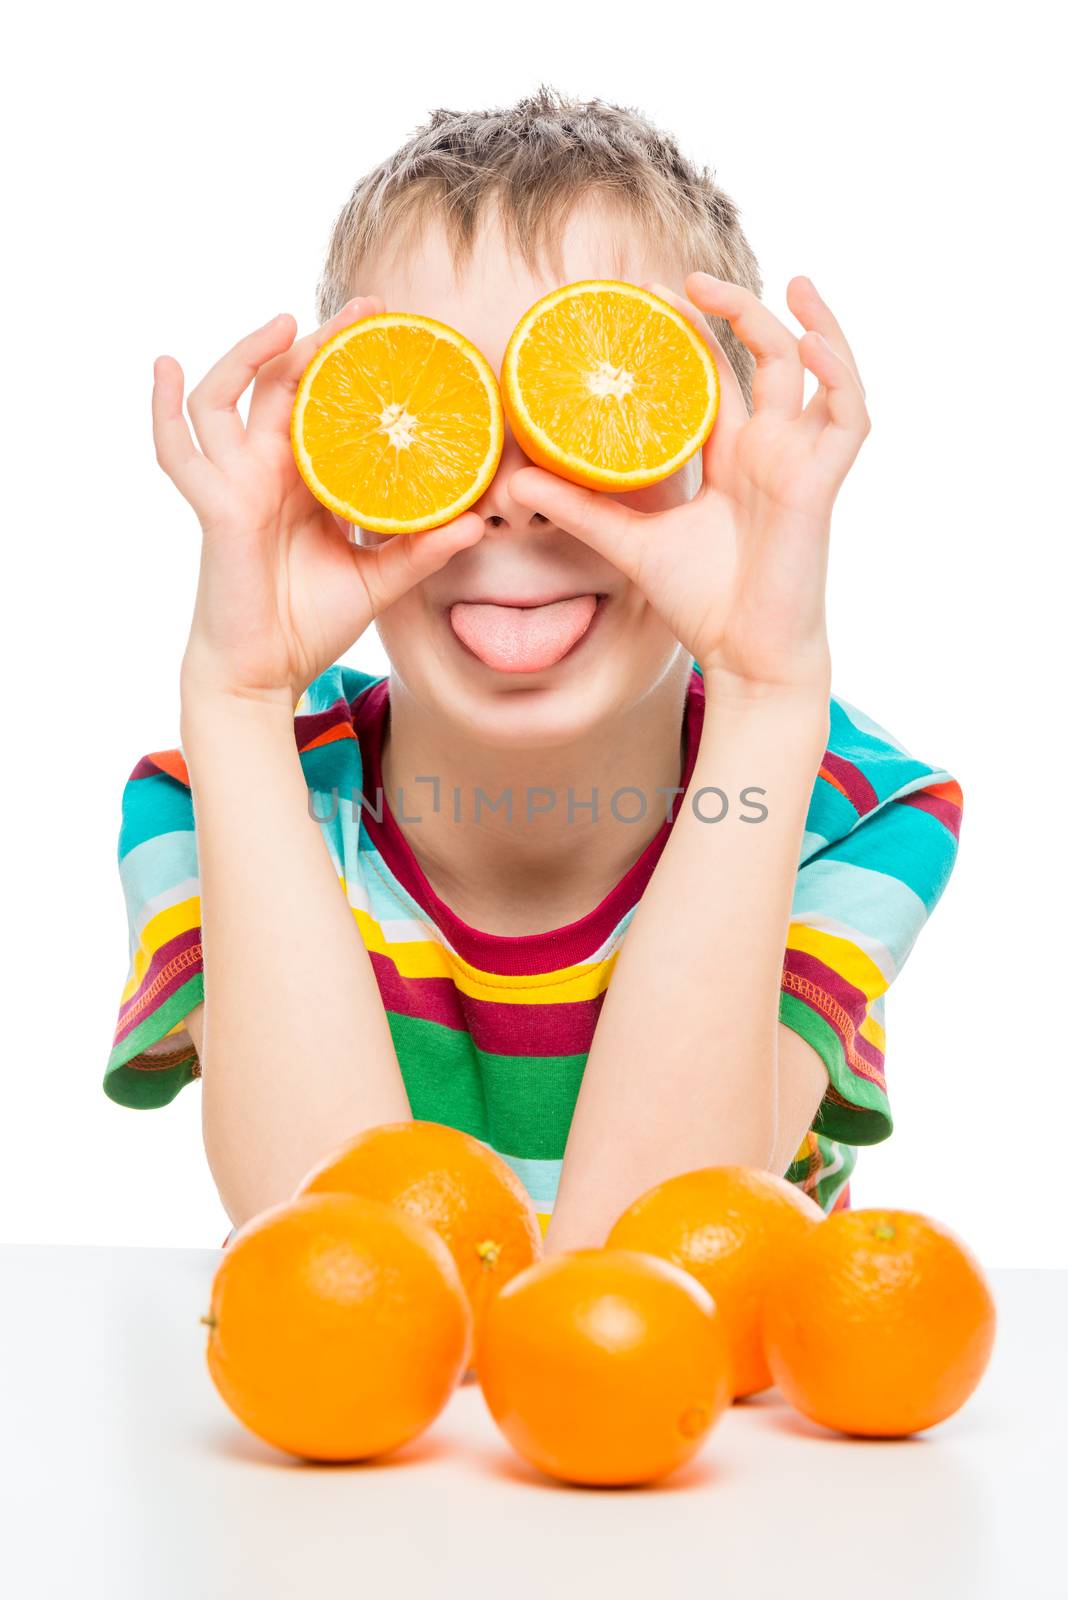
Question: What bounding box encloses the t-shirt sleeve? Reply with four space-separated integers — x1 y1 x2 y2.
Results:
778 695 963 1146
105 746 204 1108
104 662 381 1111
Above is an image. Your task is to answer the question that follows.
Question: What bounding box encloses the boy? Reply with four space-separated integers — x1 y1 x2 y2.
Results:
107 89 961 1250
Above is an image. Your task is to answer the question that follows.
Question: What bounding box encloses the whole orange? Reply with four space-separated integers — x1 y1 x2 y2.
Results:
204 1192 472 1461
606 1166 824 1398
476 1248 732 1486
762 1208 997 1437
298 1121 541 1344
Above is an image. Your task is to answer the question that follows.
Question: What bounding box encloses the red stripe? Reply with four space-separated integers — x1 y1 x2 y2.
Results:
126 700 361 788
370 950 607 1055
897 788 962 839
819 751 880 817
782 946 886 1090
300 722 357 754
114 927 203 1042
128 750 188 785
295 699 358 752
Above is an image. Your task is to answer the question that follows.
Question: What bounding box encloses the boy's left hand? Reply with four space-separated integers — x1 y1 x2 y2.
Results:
508 274 870 703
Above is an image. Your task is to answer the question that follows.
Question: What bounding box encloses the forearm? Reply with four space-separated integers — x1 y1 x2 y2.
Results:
181 690 410 1226
545 687 829 1251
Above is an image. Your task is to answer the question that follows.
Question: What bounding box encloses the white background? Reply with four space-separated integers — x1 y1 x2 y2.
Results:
1 0 1062 1265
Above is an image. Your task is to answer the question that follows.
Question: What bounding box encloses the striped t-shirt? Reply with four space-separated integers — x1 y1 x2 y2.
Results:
106 661 962 1233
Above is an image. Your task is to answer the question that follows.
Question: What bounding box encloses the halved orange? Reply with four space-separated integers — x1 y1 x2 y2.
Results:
501 280 719 492
291 312 504 535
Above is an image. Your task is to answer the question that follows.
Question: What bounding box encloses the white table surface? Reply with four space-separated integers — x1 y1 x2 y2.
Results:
1 1247 1063 1599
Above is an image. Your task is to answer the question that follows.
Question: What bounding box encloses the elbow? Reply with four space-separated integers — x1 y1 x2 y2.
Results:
201 1095 293 1231
211 1168 292 1234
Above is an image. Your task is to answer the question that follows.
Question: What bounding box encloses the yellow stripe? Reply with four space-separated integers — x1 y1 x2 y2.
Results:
353 905 618 1004
786 921 888 1003
860 1009 886 1052
120 895 201 1002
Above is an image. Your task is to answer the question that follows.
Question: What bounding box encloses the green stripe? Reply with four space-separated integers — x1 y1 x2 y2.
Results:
392 1000 890 1162
104 1056 198 1110
103 975 204 1109
386 1011 585 1159
815 1146 857 1211
780 990 892 1144
786 1135 858 1213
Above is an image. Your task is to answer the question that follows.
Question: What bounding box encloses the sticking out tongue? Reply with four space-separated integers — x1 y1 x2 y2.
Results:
449 595 599 673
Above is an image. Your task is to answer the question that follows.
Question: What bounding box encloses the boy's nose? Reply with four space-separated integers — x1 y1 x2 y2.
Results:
471 435 551 534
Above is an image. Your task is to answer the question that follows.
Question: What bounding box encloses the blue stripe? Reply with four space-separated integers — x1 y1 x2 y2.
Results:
488 1149 562 1208
118 772 194 858
824 799 959 912
793 859 926 971
827 697 938 803
118 830 199 909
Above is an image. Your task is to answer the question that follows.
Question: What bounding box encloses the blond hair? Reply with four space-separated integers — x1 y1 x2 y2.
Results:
316 87 762 412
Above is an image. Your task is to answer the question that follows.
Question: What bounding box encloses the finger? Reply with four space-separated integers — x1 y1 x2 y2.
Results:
642 280 744 492
684 272 804 419
151 355 218 504
356 511 487 618
786 277 866 398
185 313 298 463
640 280 748 435
508 466 648 580
798 332 872 478
247 294 386 439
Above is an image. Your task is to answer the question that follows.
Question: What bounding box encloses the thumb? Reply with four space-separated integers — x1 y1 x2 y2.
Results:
357 512 486 618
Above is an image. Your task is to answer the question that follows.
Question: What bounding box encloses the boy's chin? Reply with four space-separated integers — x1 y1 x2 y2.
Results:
384 596 683 748
399 633 635 749
442 662 624 748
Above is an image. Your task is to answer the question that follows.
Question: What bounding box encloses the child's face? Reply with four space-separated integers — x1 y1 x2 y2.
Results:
354 198 700 749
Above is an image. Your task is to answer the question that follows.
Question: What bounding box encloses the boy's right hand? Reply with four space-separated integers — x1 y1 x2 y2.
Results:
152 297 486 710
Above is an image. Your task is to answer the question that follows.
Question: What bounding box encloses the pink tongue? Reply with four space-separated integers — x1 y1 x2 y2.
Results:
450 595 598 672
